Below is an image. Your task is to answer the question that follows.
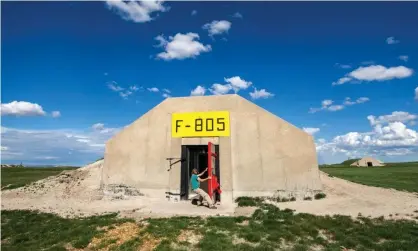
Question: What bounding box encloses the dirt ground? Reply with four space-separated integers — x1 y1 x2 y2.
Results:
2 161 418 220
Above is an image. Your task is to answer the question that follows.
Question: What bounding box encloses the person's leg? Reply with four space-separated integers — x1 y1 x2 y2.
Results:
195 188 215 208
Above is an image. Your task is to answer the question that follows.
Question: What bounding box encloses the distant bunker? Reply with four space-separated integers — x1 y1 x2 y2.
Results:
102 94 321 203
350 157 385 167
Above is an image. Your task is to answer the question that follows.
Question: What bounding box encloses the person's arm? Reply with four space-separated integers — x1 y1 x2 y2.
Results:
197 167 208 177
198 176 211 182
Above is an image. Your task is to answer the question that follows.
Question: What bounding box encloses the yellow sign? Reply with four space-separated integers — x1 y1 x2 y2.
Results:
172 111 230 138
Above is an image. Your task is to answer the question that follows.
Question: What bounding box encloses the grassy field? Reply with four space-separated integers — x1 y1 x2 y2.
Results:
1 167 78 190
2 202 418 251
321 162 418 193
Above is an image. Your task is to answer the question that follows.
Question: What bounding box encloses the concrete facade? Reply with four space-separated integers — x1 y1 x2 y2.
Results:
350 157 385 167
102 94 322 202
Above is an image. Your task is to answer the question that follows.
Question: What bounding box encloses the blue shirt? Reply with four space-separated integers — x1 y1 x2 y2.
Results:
191 174 199 190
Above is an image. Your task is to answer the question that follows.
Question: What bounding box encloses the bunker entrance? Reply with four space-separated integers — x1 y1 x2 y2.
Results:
367 162 373 167
180 144 220 202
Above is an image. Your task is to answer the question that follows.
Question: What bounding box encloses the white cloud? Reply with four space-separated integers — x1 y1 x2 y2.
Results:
232 12 243 18
303 127 320 135
147 87 159 92
415 87 418 101
190 85 206 96
321 100 333 107
1 125 120 165
210 83 232 95
1 101 46 116
119 90 133 99
162 93 171 98
51 111 61 118
92 123 105 131
367 111 417 126
107 81 124 92
332 77 352 86
105 0 169 23
349 65 413 81
163 88 171 93
386 36 399 44
202 20 232 36
155 33 211 61
316 117 418 163
191 10 197 16
249 88 274 100
343 97 370 106
130 85 140 91
310 97 369 113
224 76 252 92
399 55 409 62
328 105 344 111
104 72 108 76
333 65 413 85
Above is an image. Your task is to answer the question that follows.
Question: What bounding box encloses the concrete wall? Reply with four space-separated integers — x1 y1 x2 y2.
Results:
350 157 384 167
102 94 321 202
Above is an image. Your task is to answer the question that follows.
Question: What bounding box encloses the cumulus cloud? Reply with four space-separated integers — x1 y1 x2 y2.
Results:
1 124 120 165
1 101 47 116
249 88 274 100
105 0 169 23
191 10 197 16
147 87 159 92
224 76 252 92
303 127 320 135
332 65 413 85
51 111 61 118
232 12 243 18
316 121 418 163
202 20 232 36
367 111 417 126
399 55 409 62
155 33 211 61
210 83 232 95
386 36 399 44
190 85 206 96
310 97 369 113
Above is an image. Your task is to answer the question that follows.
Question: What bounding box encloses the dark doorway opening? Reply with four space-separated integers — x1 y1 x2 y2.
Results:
367 162 373 167
180 145 220 201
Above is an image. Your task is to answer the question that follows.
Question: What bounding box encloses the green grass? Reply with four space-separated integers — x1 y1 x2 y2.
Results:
3 202 418 251
1 167 78 190
321 165 418 193
1 210 133 251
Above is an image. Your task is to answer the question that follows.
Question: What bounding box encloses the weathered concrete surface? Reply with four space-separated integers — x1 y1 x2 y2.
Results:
102 94 321 202
350 156 385 167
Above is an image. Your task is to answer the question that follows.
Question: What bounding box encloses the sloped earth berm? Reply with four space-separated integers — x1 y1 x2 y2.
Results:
2 202 418 251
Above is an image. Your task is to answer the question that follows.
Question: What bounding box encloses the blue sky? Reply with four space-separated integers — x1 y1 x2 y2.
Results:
1 1 418 165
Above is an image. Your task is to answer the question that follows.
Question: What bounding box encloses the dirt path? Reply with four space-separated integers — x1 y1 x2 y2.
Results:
2 162 418 220
275 171 418 220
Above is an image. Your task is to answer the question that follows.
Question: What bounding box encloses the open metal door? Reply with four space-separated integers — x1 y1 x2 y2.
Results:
207 142 221 201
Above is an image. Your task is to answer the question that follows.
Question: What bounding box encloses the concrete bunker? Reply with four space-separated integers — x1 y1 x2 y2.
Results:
101 94 322 203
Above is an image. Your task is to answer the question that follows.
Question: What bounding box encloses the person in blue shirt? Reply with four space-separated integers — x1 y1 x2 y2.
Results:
191 168 216 209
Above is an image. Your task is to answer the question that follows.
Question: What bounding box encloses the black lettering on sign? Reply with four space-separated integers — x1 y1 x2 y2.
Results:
176 120 183 133
217 118 225 131
206 118 214 131
195 118 203 131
